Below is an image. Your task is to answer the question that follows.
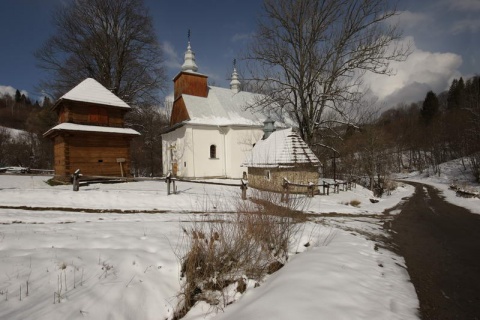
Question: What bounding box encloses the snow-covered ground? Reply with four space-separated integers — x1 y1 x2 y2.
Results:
0 175 413 215
0 174 420 319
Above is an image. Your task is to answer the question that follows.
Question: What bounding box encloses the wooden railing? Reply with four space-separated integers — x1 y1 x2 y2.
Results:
70 170 356 203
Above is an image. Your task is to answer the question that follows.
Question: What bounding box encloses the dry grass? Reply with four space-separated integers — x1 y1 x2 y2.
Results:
173 190 308 319
349 199 361 207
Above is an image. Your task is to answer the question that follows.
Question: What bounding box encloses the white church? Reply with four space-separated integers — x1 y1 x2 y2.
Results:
161 41 279 179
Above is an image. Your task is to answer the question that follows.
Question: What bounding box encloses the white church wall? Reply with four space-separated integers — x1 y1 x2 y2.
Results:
191 126 225 178
162 126 192 177
162 125 264 179
225 127 264 179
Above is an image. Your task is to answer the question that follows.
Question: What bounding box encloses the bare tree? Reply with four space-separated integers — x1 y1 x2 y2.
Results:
35 0 166 105
127 105 169 176
245 0 409 146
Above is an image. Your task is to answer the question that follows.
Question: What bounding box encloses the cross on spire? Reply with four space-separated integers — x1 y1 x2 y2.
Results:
188 29 191 42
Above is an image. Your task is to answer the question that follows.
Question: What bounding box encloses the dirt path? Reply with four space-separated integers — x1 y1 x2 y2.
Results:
391 182 480 320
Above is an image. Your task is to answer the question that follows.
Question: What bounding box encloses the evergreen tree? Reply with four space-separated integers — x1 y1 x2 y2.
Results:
20 94 27 105
421 91 439 125
42 96 52 108
14 89 21 103
447 77 465 110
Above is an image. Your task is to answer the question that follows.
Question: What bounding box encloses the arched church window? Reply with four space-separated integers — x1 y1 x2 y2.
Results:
210 145 217 159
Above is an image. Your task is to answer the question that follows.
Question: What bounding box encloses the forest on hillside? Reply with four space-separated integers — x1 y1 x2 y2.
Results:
317 75 480 194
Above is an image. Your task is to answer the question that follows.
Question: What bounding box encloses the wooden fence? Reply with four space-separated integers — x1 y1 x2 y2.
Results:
280 177 356 202
70 170 356 202
70 170 250 200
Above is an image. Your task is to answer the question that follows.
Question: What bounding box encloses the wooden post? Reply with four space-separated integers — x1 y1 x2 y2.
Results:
240 179 247 200
172 178 176 194
307 182 314 198
282 178 290 203
333 151 336 182
166 172 171 195
117 158 126 178
72 169 81 191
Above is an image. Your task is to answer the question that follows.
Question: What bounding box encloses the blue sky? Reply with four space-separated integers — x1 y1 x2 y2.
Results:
0 0 479 107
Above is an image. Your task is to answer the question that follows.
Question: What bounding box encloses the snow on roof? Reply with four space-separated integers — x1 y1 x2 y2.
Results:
244 128 321 168
43 122 140 137
57 78 131 109
182 86 282 126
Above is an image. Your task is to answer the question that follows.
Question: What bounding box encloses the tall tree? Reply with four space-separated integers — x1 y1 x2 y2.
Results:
14 90 21 103
245 0 409 146
420 91 439 125
35 0 166 105
447 77 465 110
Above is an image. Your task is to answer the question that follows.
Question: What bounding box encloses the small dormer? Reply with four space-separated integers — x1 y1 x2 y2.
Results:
173 39 208 100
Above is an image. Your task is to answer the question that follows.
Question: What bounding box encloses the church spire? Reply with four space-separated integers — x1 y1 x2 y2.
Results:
230 59 241 93
181 29 198 72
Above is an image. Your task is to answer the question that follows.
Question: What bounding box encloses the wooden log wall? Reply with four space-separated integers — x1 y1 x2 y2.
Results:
247 167 319 193
54 133 133 179
58 101 126 127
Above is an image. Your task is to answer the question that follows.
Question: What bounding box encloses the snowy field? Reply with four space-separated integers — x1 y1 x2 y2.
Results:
0 174 422 319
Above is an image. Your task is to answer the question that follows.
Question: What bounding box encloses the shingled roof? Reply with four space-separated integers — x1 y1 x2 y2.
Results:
244 128 321 168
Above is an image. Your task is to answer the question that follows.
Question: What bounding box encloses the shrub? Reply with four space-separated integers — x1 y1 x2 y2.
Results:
173 190 306 319
349 199 361 207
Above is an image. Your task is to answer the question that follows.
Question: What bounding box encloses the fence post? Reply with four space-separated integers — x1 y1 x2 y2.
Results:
240 179 247 200
72 169 81 191
281 177 290 203
307 182 314 198
165 172 171 195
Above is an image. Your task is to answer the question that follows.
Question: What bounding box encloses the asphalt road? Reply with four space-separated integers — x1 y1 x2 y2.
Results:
391 182 480 320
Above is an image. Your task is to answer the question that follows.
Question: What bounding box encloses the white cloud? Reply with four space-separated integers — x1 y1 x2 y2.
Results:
394 11 432 30
0 86 28 98
442 0 480 11
450 18 480 34
0 85 17 97
364 37 462 106
161 41 181 70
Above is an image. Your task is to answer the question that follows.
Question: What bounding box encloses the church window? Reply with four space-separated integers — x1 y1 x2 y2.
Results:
210 145 217 159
